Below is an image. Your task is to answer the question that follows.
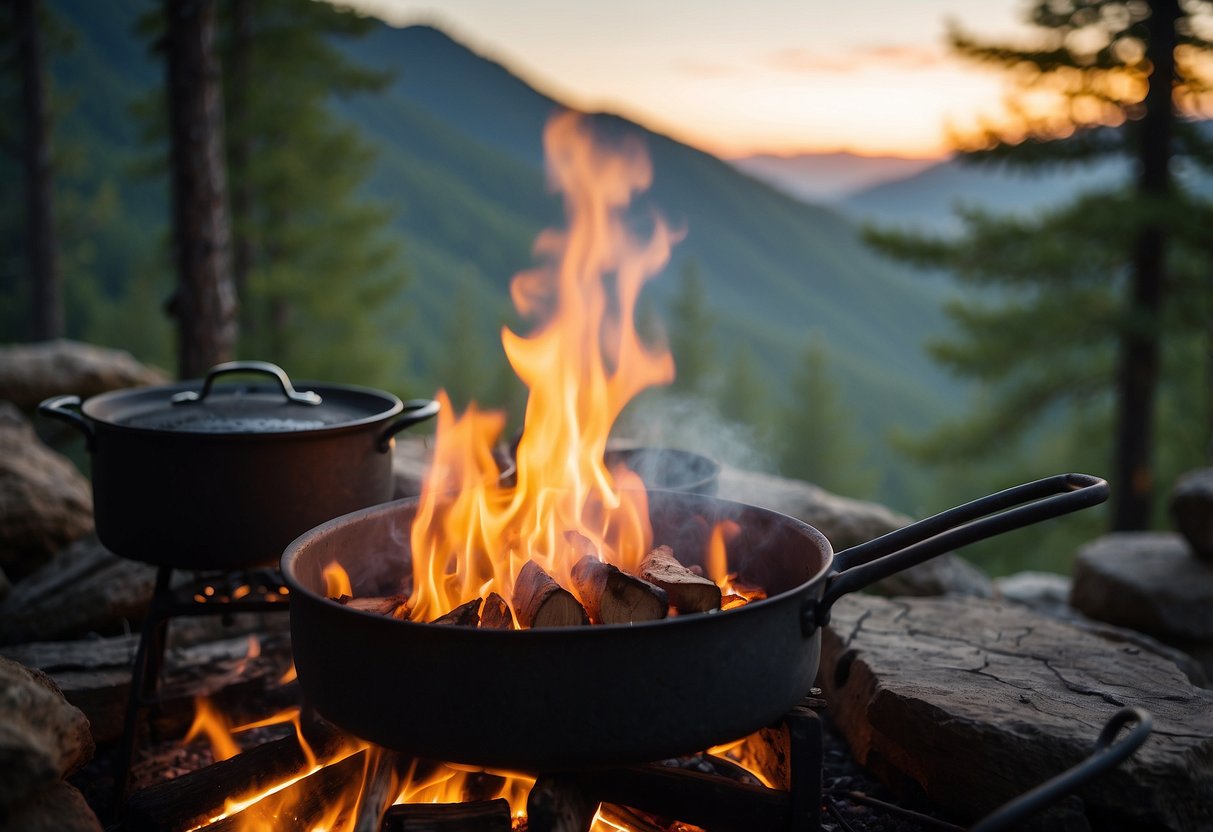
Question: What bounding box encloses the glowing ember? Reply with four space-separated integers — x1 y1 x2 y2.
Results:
406 111 677 622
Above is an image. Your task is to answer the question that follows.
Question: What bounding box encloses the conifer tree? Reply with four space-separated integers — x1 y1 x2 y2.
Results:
667 259 715 396
219 0 407 387
867 0 1213 529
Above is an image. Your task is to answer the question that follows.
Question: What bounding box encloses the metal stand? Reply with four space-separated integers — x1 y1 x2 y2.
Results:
110 564 291 818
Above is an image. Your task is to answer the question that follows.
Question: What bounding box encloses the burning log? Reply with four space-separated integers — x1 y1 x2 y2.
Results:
639 545 721 613
430 598 481 627
570 555 668 625
351 749 409 832
527 774 597 832
511 560 589 628
382 798 512 831
479 592 515 630
125 722 347 832
337 595 410 619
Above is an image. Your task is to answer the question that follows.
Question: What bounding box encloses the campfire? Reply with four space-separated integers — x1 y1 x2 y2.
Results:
119 109 821 831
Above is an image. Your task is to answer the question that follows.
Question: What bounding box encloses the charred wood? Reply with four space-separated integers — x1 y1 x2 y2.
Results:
351 749 409 832
479 592 514 630
639 546 721 614
527 774 596 832
124 720 346 832
511 560 589 628
338 595 410 619
570 555 667 625
200 749 367 832
382 798 512 832
430 598 481 627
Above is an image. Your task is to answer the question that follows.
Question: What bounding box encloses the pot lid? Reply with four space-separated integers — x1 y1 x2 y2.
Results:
85 361 403 435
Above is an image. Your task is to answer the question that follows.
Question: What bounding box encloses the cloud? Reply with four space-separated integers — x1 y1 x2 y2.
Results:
770 44 947 74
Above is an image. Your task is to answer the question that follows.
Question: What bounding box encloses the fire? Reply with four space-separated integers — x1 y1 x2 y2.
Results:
406 111 677 621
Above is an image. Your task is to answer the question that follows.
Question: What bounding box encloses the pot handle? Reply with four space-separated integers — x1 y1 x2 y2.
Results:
970 707 1152 832
378 398 440 452
170 360 322 406
804 473 1107 630
38 395 95 452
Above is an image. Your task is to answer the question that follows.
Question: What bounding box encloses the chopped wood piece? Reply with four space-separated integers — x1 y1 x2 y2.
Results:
639 545 721 613
480 592 515 630
430 598 482 627
512 560 589 629
352 749 409 832
335 595 410 619
383 798 512 832
203 750 368 832
570 555 668 625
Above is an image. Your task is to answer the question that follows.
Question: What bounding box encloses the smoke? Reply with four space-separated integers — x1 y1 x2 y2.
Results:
613 389 775 477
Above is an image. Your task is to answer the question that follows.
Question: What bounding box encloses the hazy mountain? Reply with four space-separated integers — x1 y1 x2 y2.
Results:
730 152 937 202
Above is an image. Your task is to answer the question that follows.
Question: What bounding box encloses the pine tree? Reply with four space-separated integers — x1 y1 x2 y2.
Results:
219 0 407 389
777 336 876 497
866 0 1213 529
667 259 715 396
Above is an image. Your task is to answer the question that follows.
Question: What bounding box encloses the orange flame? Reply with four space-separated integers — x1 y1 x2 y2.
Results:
407 111 676 621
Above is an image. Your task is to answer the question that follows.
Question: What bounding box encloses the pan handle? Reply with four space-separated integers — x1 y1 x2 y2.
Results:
804 473 1107 630
970 707 1152 832
170 360 322 406
377 398 440 452
38 395 95 452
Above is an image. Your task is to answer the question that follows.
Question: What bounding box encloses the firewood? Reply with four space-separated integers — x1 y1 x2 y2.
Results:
639 545 721 613
479 592 515 630
430 598 481 627
570 555 668 625
512 560 589 628
527 774 597 832
383 798 512 831
336 595 410 619
351 749 409 832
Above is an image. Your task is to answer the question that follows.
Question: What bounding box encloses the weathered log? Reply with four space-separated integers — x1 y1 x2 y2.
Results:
430 598 481 627
570 555 667 625
125 720 348 832
338 595 410 619
382 798 512 832
479 592 514 630
511 560 589 628
639 545 720 613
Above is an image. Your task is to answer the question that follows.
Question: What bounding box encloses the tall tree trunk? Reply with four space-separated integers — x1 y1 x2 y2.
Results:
165 0 237 379
15 0 62 341
1111 0 1177 530
226 0 255 335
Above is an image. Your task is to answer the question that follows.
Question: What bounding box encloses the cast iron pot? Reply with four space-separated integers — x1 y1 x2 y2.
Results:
39 361 438 570
283 472 1109 772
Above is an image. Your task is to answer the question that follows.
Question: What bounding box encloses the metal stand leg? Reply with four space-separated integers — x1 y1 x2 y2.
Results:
111 565 174 818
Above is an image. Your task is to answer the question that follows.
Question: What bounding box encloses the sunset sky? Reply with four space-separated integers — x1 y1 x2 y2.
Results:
334 0 1035 159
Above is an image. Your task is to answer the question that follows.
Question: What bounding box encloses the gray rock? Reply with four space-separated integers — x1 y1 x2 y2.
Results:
718 466 993 597
1171 467 1213 561
0 535 156 644
1070 532 1213 640
819 594 1213 831
0 656 94 814
995 570 1076 618
0 780 103 832
0 338 167 412
0 404 93 579
391 436 432 499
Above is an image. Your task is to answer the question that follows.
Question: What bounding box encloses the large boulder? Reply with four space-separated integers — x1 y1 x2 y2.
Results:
819 594 1213 831
0 338 166 412
1170 468 1213 561
0 656 94 815
0 535 156 644
0 780 103 832
0 404 93 579
1070 532 1213 641
717 466 993 597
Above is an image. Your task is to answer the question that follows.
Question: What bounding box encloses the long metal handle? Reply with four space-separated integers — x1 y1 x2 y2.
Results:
38 394 95 451
377 398 440 452
804 473 1107 630
170 360 321 406
970 707 1152 832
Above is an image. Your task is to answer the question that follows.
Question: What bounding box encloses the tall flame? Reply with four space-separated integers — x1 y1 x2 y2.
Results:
408 111 676 621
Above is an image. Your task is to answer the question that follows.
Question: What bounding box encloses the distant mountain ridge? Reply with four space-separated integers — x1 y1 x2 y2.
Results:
731 152 937 201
